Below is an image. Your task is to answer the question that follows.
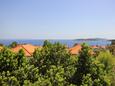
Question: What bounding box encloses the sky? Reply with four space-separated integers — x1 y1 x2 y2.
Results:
0 0 115 39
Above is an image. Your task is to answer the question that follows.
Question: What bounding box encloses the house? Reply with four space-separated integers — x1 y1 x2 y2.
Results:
69 44 82 55
69 44 106 55
11 44 41 57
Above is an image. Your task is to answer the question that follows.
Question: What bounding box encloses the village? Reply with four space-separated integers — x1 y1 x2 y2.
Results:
0 42 107 57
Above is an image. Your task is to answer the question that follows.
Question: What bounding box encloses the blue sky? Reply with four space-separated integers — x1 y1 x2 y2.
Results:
0 0 115 39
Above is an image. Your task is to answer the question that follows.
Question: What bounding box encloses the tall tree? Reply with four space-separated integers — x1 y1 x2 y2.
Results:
71 43 111 86
9 41 18 48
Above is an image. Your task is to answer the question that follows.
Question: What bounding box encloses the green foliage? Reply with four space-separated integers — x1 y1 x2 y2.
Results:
97 50 115 86
97 50 115 72
81 74 93 86
9 41 18 48
16 49 26 67
71 43 93 85
0 76 19 86
30 40 77 85
43 40 52 47
0 41 114 86
107 45 115 55
71 43 111 86
32 40 76 76
0 48 17 72
46 65 65 86
13 65 39 85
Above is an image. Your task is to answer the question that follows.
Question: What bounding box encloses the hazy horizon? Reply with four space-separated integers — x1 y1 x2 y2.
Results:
0 37 113 40
0 0 115 39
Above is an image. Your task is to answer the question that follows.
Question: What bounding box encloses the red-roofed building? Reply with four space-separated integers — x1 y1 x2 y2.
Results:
69 44 82 55
69 44 106 55
11 44 41 57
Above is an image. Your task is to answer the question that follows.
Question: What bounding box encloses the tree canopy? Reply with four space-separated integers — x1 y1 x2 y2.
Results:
0 41 114 86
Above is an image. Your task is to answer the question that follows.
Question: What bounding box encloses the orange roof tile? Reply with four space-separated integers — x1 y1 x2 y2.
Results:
91 45 98 49
11 44 41 57
69 44 106 55
91 45 106 49
69 44 82 55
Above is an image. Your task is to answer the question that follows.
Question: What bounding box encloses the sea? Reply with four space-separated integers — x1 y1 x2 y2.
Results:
0 39 111 47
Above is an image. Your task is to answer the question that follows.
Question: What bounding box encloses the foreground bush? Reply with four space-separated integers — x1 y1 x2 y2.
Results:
70 43 111 86
0 41 114 86
97 50 115 86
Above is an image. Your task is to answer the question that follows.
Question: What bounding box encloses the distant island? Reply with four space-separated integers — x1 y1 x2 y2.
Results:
75 38 109 41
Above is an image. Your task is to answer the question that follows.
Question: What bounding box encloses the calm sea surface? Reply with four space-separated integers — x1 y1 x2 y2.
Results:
0 39 111 47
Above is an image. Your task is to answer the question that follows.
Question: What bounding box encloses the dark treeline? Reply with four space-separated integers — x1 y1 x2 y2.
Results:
0 40 115 86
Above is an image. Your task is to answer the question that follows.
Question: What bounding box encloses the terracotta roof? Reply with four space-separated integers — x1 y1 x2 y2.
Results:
69 44 82 55
100 46 106 49
91 45 106 49
91 45 98 49
69 44 106 55
11 44 41 57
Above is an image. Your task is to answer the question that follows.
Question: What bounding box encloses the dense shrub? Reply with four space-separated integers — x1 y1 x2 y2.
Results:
71 43 111 86
0 48 17 72
9 42 18 48
0 41 114 86
97 50 115 86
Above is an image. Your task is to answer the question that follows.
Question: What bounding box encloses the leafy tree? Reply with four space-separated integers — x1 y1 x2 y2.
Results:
45 65 65 86
16 49 25 67
71 43 111 86
0 48 17 72
71 43 93 85
0 41 114 86
32 41 76 75
31 41 77 85
43 40 52 47
97 50 115 72
12 64 39 86
107 45 115 55
0 76 19 86
97 50 115 86
9 41 18 48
